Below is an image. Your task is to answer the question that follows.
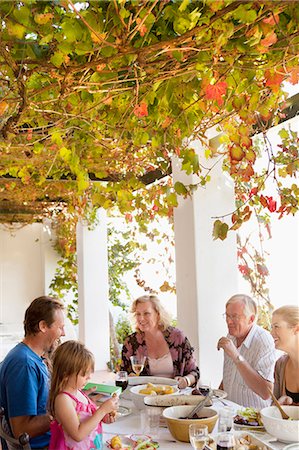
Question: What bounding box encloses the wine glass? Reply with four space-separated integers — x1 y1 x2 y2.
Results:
197 378 211 397
189 424 208 450
216 432 236 450
130 355 146 376
115 371 128 392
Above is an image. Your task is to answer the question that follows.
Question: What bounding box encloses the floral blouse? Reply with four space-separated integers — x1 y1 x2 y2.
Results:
120 326 200 385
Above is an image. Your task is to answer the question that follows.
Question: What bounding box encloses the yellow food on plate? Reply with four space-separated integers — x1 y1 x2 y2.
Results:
110 435 122 449
138 383 175 395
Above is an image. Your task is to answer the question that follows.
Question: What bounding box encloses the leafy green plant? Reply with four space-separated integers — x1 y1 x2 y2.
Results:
0 1 298 238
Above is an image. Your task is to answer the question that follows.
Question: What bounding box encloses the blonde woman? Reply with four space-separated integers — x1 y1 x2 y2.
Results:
271 305 299 405
120 295 200 389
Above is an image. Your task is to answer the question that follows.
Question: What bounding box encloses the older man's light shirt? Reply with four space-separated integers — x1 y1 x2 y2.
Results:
223 323 276 408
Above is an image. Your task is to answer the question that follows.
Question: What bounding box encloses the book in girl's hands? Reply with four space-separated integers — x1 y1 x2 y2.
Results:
83 383 122 397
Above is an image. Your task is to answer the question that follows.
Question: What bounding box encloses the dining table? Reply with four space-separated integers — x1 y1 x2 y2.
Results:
101 388 288 450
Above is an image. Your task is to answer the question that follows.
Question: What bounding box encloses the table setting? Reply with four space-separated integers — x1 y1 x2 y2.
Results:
95 375 299 450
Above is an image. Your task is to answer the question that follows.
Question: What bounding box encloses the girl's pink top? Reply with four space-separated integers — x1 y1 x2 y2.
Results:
49 390 103 450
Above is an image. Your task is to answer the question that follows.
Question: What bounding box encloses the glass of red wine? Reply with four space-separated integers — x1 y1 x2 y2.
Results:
115 371 128 392
216 432 236 450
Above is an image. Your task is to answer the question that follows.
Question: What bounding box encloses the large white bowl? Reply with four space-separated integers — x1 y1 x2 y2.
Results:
130 384 179 410
260 405 299 443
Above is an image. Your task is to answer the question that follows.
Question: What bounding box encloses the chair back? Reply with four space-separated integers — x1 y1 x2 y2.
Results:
0 407 31 450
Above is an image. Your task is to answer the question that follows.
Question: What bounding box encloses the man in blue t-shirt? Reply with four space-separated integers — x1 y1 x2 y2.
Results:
0 296 65 449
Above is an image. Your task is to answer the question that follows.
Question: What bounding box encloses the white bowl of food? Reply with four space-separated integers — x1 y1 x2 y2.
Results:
130 383 179 410
260 405 299 443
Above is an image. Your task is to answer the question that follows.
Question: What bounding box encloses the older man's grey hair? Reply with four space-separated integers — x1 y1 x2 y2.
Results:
226 294 257 317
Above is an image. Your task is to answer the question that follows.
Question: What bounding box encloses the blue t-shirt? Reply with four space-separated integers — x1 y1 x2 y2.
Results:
0 342 50 448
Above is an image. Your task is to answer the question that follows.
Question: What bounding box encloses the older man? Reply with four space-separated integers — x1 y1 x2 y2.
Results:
0 296 65 449
217 294 276 408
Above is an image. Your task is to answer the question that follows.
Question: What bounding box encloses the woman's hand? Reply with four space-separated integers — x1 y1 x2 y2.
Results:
175 376 188 389
278 395 294 405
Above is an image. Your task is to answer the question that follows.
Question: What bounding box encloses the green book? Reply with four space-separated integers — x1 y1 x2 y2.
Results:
83 382 122 397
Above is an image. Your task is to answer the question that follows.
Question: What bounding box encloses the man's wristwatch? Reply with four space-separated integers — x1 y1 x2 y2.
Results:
235 354 245 364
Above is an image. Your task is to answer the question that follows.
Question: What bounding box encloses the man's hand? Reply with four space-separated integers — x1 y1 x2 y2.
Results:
217 336 239 361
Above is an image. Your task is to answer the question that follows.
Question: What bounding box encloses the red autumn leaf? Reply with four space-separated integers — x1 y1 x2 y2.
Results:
250 187 258 196
205 81 227 105
261 31 277 48
125 213 133 222
266 196 277 212
133 101 148 118
288 67 299 85
257 263 269 276
162 116 172 129
136 18 147 37
262 13 279 25
238 264 251 276
265 70 284 92
261 195 277 212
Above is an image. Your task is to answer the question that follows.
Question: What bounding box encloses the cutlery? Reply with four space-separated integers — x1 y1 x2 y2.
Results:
185 395 211 419
267 387 290 420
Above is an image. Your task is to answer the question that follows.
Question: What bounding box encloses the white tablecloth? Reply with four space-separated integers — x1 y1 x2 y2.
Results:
102 397 241 449
102 395 288 450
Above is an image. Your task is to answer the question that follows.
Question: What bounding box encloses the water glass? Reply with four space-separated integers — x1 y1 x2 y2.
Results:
141 408 160 438
189 424 208 450
218 406 234 432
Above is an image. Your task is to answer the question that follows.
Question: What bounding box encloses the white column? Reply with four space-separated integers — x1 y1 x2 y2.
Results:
77 209 110 370
41 220 59 295
173 133 239 387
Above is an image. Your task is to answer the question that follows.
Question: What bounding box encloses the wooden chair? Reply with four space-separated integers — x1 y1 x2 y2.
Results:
0 407 31 450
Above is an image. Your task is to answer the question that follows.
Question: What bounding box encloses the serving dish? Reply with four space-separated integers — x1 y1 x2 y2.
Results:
260 405 299 443
128 376 178 386
130 384 179 410
162 405 218 442
144 394 206 408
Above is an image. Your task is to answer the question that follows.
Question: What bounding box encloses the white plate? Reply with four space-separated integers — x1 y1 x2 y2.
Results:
106 436 134 449
283 444 299 450
211 388 227 399
128 376 178 386
234 422 265 431
117 405 132 418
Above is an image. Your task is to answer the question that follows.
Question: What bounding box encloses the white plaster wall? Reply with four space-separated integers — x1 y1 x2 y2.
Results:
0 224 45 325
173 132 239 388
0 223 59 359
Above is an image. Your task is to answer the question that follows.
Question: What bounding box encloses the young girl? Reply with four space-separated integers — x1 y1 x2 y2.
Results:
49 340 118 450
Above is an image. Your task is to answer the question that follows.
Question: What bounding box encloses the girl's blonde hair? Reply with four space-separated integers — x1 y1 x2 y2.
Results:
48 340 94 416
130 295 172 332
272 305 299 327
